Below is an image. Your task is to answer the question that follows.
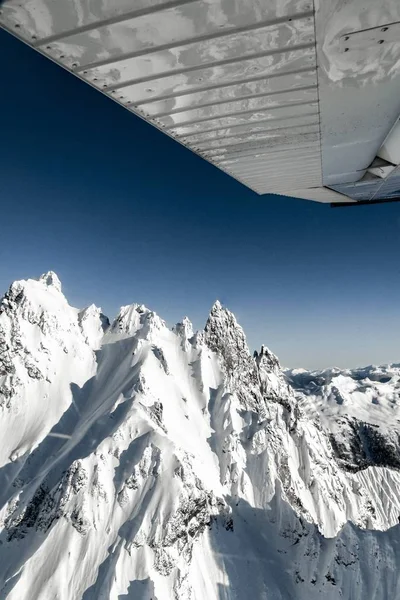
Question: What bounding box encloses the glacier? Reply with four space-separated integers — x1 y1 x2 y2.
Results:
0 272 399 599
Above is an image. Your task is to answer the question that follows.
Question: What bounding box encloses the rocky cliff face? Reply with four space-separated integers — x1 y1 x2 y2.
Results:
0 274 400 599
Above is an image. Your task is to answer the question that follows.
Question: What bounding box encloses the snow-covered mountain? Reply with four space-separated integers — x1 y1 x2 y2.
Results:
0 273 400 599
287 365 400 472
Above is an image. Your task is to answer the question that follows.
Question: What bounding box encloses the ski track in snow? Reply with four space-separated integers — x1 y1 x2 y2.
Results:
0 273 399 599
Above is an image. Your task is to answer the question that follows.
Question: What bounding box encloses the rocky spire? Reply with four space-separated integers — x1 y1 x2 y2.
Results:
39 271 62 293
173 317 194 351
204 301 251 376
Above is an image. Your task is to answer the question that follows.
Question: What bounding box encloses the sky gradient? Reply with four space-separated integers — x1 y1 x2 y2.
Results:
1 28 400 370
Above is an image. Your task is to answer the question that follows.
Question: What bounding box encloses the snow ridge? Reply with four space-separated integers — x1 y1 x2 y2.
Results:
0 274 399 599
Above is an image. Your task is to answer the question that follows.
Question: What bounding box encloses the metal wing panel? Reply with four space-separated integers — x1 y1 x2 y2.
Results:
0 0 175 40
0 0 322 199
105 49 316 106
204 132 320 160
131 70 318 118
315 0 400 190
155 88 318 127
166 102 319 136
44 6 314 71
179 113 320 145
78 18 315 89
218 146 322 195
2 0 400 204
3 0 312 46
282 188 353 203
193 124 320 151
216 146 321 168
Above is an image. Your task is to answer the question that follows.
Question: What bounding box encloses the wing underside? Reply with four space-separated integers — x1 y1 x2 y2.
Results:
1 0 400 205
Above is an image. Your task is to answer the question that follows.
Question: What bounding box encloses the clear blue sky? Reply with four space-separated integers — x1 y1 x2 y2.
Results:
1 29 400 369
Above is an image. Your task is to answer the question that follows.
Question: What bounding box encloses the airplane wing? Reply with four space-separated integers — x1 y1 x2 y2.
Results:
1 0 400 205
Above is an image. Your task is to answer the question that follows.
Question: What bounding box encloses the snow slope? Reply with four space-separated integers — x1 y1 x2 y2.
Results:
287 366 400 472
0 273 400 599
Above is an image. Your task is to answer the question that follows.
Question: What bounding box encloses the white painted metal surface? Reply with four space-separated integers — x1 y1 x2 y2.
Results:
339 20 400 53
282 188 352 204
378 119 400 166
1 0 400 204
315 0 400 190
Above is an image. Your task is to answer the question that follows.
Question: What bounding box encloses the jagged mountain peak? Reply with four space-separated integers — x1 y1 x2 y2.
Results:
38 271 62 293
204 301 250 373
209 299 223 314
173 316 193 336
173 317 194 351
203 305 295 420
0 273 69 323
78 305 109 350
108 303 166 340
255 343 281 374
